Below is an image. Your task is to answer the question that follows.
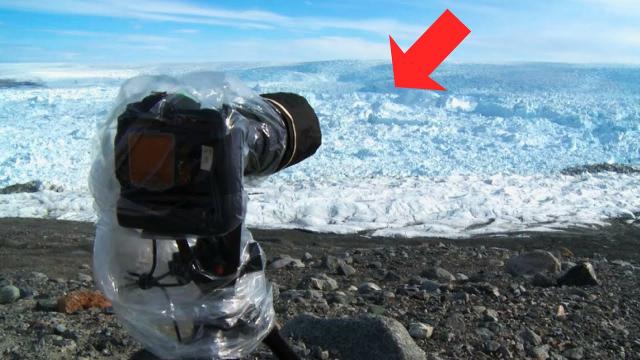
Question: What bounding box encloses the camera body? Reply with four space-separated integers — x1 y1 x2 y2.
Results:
114 92 245 237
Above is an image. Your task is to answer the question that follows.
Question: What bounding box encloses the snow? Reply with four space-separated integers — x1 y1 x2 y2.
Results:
0 61 639 237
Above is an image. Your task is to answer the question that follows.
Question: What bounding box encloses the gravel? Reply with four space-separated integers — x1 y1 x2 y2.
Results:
1 219 639 359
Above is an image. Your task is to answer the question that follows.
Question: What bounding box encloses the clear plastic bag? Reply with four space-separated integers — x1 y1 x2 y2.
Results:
90 72 284 359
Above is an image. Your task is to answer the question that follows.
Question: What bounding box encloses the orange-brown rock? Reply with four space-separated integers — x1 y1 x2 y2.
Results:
57 290 112 314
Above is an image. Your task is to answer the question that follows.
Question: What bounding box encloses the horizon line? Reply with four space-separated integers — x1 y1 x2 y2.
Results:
2 59 640 67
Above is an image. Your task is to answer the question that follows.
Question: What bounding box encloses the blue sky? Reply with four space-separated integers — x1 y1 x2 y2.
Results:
0 0 639 64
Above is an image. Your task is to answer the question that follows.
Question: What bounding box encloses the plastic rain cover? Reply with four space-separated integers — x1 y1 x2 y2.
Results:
89 72 287 359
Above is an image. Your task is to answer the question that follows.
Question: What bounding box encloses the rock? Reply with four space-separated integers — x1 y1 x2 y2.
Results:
396 285 419 297
506 250 561 276
54 323 67 335
57 290 112 314
0 277 10 287
384 271 403 281
482 309 499 323
511 283 527 297
303 252 313 261
444 313 466 335
383 291 396 301
326 291 350 305
0 285 20 304
520 328 542 346
499 347 513 358
559 247 574 257
562 261 577 271
611 259 633 268
464 282 501 298
530 344 550 360
78 273 93 282
36 298 59 311
269 256 305 270
337 262 357 276
30 272 48 282
19 287 35 299
455 273 469 281
54 337 77 352
324 255 341 272
317 274 339 291
563 347 584 359
281 314 426 360
0 180 42 194
420 267 456 283
475 327 493 339
532 272 556 287
419 280 441 293
299 274 338 291
369 304 386 315
556 304 567 318
468 272 487 282
408 322 434 339
316 349 330 360
44 334 76 352
484 340 501 353
557 262 599 286
309 278 324 290
358 282 382 294
280 289 306 301
452 292 469 302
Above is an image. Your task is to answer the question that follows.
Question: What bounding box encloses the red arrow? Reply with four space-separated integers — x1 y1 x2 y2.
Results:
390 9 470 91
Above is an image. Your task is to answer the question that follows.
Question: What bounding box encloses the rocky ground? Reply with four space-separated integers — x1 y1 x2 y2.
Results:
1 217 639 359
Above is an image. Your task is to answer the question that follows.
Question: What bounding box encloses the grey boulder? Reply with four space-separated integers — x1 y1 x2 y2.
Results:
506 250 561 276
420 267 456 283
557 262 599 286
281 314 426 360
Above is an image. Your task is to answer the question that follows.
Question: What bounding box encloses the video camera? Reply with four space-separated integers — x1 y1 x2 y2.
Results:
94 74 320 359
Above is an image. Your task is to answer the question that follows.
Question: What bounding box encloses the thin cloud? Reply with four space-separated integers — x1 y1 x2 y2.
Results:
0 0 422 37
0 0 275 29
43 29 112 37
298 17 423 39
578 0 640 16
174 29 199 34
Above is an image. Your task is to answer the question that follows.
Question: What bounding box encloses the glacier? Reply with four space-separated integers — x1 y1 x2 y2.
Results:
0 61 639 237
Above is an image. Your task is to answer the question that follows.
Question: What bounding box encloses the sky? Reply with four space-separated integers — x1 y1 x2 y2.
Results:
0 0 640 64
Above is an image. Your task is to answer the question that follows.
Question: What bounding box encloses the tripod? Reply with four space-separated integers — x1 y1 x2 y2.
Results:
129 226 300 360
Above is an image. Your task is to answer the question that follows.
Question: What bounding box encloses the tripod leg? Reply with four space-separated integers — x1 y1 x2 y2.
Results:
262 326 300 360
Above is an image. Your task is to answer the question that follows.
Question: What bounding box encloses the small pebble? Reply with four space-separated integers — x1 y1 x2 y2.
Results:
408 322 434 339
563 347 584 360
19 287 35 299
54 323 67 335
78 273 93 282
36 298 59 312
484 340 501 353
358 282 381 294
